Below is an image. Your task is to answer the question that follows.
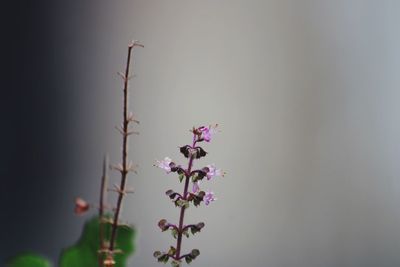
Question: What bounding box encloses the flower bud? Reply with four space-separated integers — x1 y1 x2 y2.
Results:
74 197 89 215
158 219 169 231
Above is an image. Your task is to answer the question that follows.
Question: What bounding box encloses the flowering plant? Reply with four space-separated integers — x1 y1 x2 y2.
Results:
154 124 225 266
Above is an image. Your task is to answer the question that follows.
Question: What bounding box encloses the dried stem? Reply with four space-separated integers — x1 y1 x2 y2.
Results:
98 155 109 267
108 42 143 254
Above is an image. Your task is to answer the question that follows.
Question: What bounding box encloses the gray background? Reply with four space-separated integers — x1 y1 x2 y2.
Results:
3 1 400 267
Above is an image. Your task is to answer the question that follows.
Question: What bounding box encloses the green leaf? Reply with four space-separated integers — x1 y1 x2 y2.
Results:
171 228 178 239
184 256 192 264
167 246 176 256
190 227 197 235
182 229 189 238
6 253 52 267
59 215 136 267
175 199 189 208
171 260 181 267
157 254 169 263
178 174 185 183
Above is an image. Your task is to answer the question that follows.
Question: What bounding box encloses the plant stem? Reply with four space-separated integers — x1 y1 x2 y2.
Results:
98 155 109 267
109 43 137 252
175 136 197 259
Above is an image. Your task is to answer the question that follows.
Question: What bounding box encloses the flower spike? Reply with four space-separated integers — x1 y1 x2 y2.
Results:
155 125 225 265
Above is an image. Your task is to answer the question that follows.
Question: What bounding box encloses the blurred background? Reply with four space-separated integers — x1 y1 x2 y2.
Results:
3 1 400 267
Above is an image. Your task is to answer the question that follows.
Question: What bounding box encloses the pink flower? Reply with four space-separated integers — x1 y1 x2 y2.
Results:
192 181 201 193
155 157 172 173
204 191 216 206
206 164 225 180
199 124 218 142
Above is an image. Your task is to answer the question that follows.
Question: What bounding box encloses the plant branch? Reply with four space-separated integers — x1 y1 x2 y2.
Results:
175 135 197 259
109 42 142 253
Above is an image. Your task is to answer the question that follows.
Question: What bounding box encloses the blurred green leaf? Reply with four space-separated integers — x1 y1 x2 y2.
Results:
6 253 51 267
171 260 181 267
59 215 135 267
171 228 178 239
178 174 185 183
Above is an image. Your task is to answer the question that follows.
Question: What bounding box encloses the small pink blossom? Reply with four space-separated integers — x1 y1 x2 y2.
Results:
192 181 201 193
155 157 172 173
204 191 216 206
206 164 225 180
199 124 218 142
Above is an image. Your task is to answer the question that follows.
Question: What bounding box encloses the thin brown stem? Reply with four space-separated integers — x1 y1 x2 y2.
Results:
98 155 109 267
109 42 142 254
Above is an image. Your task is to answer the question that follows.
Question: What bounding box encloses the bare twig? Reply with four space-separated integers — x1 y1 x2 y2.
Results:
108 42 143 258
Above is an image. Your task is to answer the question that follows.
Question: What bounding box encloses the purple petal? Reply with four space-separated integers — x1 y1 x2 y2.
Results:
204 191 216 206
156 157 172 173
192 181 201 193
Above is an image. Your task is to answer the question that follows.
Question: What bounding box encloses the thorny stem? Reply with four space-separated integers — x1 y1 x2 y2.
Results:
98 155 109 267
109 42 142 254
175 134 197 259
